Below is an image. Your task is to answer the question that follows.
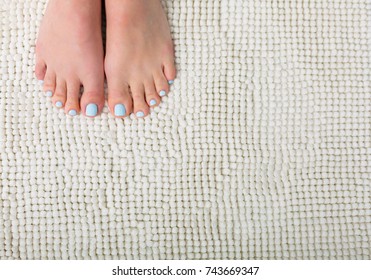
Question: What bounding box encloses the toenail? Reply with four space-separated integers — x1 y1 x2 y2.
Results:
86 103 98 117
159 90 166 97
45 90 53 97
38 80 44 86
168 80 174 85
68 109 77 116
114 104 126 117
136 111 145 118
149 99 157 106
55 101 63 108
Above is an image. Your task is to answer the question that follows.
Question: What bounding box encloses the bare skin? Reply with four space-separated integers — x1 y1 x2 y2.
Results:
35 0 105 117
35 0 176 118
104 0 176 118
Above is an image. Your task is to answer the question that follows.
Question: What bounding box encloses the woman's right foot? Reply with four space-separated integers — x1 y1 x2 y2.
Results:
35 0 105 117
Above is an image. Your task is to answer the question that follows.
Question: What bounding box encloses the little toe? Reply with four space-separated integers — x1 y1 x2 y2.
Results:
65 79 81 116
163 59 177 84
131 83 149 118
144 80 160 108
35 58 46 81
52 79 67 109
43 70 56 97
108 85 133 118
80 80 105 118
154 71 170 97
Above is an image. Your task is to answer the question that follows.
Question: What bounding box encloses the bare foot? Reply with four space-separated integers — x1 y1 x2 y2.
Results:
35 0 105 117
104 0 176 118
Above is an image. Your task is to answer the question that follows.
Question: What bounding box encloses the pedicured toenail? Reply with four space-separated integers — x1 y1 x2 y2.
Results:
136 111 145 118
38 80 44 86
168 80 174 85
68 109 77 116
114 104 126 117
159 90 166 97
86 103 98 117
45 90 53 97
55 101 63 108
149 99 157 106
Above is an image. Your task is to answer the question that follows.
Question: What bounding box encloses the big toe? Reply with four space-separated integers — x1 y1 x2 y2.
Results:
107 85 133 118
80 79 105 118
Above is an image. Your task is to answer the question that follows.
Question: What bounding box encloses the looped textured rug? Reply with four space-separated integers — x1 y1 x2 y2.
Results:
0 0 370 260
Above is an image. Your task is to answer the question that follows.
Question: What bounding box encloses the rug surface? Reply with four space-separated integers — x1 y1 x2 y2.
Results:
0 0 370 260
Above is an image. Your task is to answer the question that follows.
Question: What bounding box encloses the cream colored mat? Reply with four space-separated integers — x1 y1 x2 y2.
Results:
0 0 370 259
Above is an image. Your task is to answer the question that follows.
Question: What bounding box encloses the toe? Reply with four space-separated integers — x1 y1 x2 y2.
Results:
163 58 177 83
154 70 170 97
52 78 67 109
144 80 160 108
107 84 133 118
131 83 149 118
80 79 105 118
35 57 46 81
43 69 56 97
65 79 81 116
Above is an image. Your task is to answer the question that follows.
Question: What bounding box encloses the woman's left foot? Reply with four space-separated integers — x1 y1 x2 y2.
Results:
104 0 176 118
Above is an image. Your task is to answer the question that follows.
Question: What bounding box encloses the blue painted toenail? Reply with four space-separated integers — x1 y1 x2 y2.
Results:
168 80 174 85
68 109 77 116
159 90 166 97
38 80 44 86
45 90 52 97
55 101 63 108
149 99 157 106
114 104 126 117
136 111 145 118
86 103 98 117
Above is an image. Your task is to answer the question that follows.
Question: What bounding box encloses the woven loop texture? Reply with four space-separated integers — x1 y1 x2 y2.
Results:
0 0 370 259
